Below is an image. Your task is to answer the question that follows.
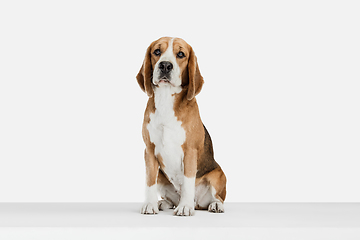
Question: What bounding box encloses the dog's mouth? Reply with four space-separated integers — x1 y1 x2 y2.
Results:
158 77 171 84
159 78 170 83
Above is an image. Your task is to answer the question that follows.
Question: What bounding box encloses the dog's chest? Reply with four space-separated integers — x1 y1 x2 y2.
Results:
147 87 186 190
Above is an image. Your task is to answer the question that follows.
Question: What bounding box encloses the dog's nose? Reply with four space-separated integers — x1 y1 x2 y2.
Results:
159 61 173 73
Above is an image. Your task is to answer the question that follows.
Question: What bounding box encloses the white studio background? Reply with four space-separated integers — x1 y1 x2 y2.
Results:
0 0 359 203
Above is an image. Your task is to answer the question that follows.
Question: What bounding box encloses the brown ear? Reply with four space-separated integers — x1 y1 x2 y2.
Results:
136 44 154 97
187 47 204 101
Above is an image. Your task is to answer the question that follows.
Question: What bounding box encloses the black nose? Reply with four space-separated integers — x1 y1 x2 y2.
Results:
159 61 173 73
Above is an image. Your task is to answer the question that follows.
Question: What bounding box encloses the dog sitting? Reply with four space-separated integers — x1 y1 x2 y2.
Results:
137 37 226 216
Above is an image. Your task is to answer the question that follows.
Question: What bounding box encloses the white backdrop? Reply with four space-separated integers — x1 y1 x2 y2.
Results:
0 0 359 202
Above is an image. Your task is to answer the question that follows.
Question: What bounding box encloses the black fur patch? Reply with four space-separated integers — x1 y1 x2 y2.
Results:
196 125 219 178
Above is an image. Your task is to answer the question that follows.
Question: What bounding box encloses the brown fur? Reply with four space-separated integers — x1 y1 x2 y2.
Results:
137 37 226 204
144 146 158 187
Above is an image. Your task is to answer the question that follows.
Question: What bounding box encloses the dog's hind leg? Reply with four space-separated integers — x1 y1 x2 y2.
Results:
195 167 226 213
157 169 180 210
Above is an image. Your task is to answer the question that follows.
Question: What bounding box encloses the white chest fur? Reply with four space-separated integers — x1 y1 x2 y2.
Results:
147 86 185 191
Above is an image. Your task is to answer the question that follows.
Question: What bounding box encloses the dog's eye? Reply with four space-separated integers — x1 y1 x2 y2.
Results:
177 51 185 59
153 49 161 56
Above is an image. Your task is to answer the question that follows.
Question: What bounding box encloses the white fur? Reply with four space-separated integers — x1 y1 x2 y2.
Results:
153 38 182 87
158 199 174 210
208 201 224 213
141 185 159 214
145 184 158 203
180 176 195 204
147 85 185 191
195 183 212 208
174 176 195 216
158 182 180 206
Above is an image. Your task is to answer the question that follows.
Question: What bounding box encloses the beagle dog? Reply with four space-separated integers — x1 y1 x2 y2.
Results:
137 37 226 216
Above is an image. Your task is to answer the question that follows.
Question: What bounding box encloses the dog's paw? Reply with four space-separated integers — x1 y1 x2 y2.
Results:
141 202 159 214
158 200 174 210
208 201 224 213
174 204 195 216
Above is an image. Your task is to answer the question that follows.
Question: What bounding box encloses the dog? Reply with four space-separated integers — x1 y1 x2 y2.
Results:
137 37 226 216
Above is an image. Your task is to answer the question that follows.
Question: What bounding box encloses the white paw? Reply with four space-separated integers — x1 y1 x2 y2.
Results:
158 200 174 210
208 201 224 213
174 204 195 216
141 202 159 214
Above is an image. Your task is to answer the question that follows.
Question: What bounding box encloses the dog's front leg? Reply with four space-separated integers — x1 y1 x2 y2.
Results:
140 147 159 214
174 149 197 216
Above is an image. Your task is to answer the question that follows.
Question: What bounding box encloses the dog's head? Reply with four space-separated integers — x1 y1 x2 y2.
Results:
137 37 204 100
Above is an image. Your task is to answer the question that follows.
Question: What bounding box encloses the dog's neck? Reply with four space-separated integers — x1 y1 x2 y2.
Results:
153 85 182 113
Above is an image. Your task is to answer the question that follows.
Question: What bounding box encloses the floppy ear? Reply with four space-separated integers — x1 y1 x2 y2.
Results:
187 47 204 101
136 44 154 98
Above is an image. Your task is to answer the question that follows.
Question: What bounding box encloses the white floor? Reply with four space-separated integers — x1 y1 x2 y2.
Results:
0 203 359 240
